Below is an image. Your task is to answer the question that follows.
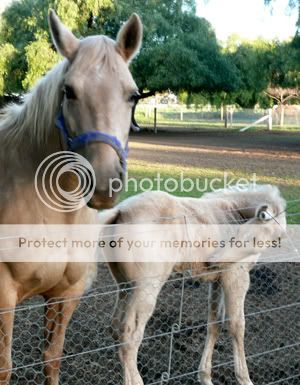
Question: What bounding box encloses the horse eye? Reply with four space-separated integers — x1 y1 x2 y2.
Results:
64 85 77 100
258 211 272 221
128 91 140 104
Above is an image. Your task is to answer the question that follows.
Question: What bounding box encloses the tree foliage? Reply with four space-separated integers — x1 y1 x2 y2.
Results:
99 1 239 93
0 0 113 95
0 0 299 110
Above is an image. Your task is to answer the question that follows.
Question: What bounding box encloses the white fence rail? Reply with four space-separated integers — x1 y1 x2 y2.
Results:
135 104 300 132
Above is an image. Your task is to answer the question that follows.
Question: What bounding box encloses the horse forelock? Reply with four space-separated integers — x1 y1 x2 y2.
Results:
73 36 118 73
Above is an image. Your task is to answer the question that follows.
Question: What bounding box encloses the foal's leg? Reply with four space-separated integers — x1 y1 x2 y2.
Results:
43 282 84 385
0 298 16 385
111 283 131 341
222 266 254 385
118 279 163 385
198 281 224 385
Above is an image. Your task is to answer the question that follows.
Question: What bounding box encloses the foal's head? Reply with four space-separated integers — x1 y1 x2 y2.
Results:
49 10 142 209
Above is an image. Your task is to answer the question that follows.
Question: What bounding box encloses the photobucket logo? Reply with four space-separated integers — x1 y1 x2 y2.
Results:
34 151 96 212
109 172 258 196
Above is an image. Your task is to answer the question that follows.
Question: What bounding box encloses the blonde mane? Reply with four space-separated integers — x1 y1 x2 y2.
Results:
0 60 68 148
202 184 282 202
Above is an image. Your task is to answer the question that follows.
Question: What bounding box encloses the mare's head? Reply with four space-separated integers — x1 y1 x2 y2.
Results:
48 10 142 209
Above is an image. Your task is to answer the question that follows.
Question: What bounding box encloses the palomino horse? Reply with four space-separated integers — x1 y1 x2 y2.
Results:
99 185 286 385
0 10 142 385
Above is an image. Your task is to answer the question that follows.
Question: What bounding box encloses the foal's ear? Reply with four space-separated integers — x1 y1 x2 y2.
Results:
48 9 80 60
116 13 143 62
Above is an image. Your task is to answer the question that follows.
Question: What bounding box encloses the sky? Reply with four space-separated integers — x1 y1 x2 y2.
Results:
196 0 298 42
0 0 11 13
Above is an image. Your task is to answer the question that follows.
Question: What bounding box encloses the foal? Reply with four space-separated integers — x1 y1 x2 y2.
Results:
99 185 286 385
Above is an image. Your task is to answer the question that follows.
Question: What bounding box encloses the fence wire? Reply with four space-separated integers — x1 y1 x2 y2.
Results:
0 259 296 385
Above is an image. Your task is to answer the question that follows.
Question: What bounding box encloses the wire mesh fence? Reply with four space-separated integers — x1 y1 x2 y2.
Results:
1 197 299 385
1 259 297 385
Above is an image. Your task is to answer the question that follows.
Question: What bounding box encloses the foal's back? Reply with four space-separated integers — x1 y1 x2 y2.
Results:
101 190 231 224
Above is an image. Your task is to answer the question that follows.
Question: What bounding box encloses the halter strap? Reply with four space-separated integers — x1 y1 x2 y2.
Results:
55 110 128 171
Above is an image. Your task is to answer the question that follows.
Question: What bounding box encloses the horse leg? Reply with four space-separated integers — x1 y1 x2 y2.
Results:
43 283 83 385
111 284 131 341
0 280 17 385
198 281 224 385
119 279 163 385
222 266 254 385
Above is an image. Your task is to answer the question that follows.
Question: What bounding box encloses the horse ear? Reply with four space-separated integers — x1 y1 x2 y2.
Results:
48 9 79 60
116 13 143 62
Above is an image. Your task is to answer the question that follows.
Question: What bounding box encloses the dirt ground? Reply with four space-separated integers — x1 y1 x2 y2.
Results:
129 130 300 178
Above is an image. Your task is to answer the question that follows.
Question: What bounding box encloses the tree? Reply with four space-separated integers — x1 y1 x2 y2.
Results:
264 40 300 125
100 1 239 98
0 0 113 96
266 87 300 125
22 32 60 89
226 39 273 108
0 43 16 95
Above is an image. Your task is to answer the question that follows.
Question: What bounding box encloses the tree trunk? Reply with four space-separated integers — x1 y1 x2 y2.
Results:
130 103 140 132
130 90 156 132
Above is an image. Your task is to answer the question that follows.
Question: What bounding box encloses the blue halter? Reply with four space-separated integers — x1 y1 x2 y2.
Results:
55 110 128 171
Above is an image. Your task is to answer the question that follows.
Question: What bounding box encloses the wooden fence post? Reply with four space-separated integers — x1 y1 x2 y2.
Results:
154 107 157 134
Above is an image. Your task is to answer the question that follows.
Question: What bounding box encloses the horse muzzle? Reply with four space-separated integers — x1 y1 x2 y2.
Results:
55 110 128 210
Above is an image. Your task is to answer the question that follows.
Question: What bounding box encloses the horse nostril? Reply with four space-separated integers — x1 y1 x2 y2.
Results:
110 176 122 191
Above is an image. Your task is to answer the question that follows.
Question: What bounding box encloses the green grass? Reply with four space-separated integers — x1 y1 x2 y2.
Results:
120 160 300 224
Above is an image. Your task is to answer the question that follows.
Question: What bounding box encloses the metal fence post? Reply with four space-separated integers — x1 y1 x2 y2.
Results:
154 107 157 134
268 108 272 131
